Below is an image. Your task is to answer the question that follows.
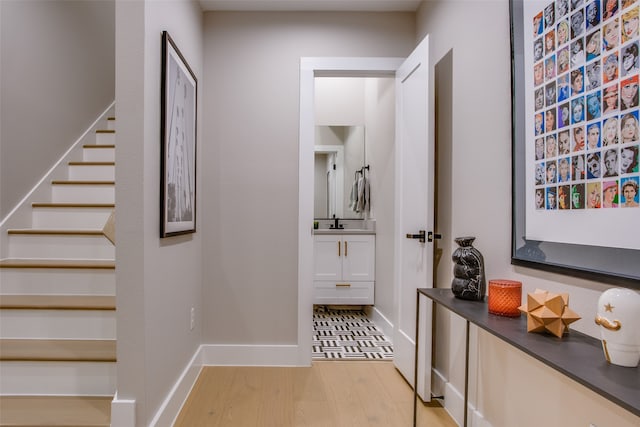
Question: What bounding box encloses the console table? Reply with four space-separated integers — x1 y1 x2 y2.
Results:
413 288 640 427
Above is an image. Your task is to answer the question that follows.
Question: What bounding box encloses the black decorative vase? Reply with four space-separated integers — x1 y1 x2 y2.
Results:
451 236 486 301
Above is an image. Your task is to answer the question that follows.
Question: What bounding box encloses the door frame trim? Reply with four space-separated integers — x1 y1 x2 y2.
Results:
297 57 403 365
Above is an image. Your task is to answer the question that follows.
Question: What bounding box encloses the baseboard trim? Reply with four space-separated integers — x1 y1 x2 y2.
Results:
367 306 394 344
435 369 491 427
110 393 135 427
201 344 301 366
149 346 204 427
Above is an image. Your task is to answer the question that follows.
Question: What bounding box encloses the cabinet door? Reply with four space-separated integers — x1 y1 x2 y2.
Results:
313 235 342 281
342 235 375 281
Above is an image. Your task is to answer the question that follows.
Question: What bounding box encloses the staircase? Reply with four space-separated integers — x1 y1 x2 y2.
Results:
0 115 116 426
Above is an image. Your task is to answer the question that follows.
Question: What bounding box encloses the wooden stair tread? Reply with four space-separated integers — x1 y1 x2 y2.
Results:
0 259 115 269
82 144 114 149
31 203 115 208
95 130 115 134
51 180 114 185
7 229 105 236
0 339 116 361
0 295 115 310
68 161 115 166
0 395 111 426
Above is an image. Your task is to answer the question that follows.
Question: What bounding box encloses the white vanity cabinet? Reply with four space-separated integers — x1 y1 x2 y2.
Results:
313 234 375 305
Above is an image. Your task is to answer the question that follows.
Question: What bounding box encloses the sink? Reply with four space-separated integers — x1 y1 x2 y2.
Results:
313 219 375 234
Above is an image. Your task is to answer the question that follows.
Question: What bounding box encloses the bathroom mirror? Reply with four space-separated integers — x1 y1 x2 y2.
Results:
314 125 365 219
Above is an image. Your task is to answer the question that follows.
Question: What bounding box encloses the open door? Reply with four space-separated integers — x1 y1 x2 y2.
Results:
393 35 435 402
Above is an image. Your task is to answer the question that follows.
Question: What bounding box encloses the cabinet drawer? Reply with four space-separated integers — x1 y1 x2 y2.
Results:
313 281 374 305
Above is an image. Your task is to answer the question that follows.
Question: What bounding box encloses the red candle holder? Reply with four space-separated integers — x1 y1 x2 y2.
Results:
488 279 522 317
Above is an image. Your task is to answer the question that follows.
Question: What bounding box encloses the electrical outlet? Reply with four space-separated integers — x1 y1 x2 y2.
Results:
190 307 195 331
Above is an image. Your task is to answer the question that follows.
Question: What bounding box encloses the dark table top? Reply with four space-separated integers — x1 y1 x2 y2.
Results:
418 288 640 417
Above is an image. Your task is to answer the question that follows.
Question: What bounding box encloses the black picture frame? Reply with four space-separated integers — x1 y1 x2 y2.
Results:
510 0 640 288
160 31 197 238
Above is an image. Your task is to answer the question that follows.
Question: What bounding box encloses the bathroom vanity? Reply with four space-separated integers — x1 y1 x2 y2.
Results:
313 226 375 305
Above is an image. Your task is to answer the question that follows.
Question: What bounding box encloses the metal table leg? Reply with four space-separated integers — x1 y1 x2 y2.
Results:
464 319 469 427
413 289 420 427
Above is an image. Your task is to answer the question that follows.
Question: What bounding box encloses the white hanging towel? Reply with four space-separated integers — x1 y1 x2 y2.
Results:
356 176 370 213
349 177 359 211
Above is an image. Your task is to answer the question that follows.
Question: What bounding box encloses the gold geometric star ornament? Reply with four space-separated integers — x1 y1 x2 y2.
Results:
518 289 581 338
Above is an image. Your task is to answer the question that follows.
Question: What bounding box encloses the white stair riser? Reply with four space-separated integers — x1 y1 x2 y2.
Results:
107 119 116 131
83 148 114 162
0 269 115 295
32 207 113 229
68 165 115 181
8 235 114 260
95 133 115 145
0 361 116 395
52 185 114 204
0 310 116 339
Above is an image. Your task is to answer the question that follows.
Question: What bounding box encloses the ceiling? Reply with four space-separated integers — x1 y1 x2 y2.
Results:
199 0 422 12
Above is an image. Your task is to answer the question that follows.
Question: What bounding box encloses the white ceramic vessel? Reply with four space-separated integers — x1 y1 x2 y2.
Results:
595 288 640 368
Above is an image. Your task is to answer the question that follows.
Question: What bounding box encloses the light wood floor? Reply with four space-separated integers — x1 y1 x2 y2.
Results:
174 361 456 427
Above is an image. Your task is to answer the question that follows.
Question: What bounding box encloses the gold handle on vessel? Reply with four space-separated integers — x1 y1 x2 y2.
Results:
595 315 621 331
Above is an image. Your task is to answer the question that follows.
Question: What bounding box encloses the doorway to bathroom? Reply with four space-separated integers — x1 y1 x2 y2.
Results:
299 36 435 401
310 75 397 361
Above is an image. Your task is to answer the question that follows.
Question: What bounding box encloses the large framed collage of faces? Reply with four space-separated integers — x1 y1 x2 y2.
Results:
511 0 640 287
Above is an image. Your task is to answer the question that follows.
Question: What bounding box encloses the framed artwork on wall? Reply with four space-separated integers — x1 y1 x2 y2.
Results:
510 0 640 288
160 31 197 237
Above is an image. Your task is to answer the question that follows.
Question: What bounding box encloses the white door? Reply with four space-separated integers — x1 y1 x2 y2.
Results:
393 35 434 402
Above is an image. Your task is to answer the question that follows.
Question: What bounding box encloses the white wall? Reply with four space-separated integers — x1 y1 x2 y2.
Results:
417 1 639 426
0 0 115 219
115 0 203 425
201 11 415 345
364 78 396 323
315 77 365 125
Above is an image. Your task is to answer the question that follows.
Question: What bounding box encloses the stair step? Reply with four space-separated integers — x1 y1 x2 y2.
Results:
0 395 112 426
95 131 115 146
0 307 116 339
107 117 116 131
31 204 114 229
32 203 115 208
68 162 115 181
7 230 114 260
83 144 115 149
0 268 115 295
68 161 115 166
51 180 115 185
0 339 116 361
0 295 115 310
51 181 114 204
8 229 105 235
0 259 115 269
82 145 114 162
0 361 116 395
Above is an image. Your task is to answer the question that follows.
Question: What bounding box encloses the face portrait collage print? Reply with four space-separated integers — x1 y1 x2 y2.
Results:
533 0 640 210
